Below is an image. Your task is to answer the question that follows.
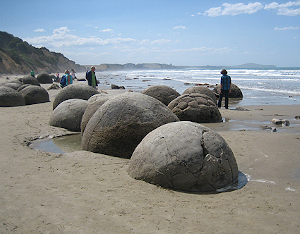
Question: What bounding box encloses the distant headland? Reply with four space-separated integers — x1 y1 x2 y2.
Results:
89 63 280 72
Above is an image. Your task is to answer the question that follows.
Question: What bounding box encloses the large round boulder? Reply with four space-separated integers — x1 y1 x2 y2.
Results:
49 99 89 132
183 86 217 104
168 93 222 123
0 86 26 107
141 85 180 106
22 75 40 86
37 73 53 84
81 92 179 158
127 121 239 192
19 85 49 105
213 83 243 98
52 84 99 110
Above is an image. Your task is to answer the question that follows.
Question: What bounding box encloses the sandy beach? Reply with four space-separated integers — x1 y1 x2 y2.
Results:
0 75 300 233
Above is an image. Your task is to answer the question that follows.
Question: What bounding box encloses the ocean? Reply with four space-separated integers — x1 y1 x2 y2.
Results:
77 68 300 106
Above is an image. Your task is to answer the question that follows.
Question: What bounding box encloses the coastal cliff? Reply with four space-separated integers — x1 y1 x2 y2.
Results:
0 31 86 74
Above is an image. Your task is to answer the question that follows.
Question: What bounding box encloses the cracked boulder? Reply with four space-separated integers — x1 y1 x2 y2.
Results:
127 121 238 192
168 93 222 123
141 85 180 106
81 92 179 158
49 99 88 132
182 86 217 104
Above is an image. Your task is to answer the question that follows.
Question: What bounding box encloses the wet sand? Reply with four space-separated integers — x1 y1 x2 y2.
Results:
0 75 300 233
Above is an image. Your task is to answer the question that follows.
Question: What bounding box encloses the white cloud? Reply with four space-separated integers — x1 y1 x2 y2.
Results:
139 39 151 45
101 28 114 33
25 27 137 48
277 7 300 15
204 2 263 17
172 47 233 54
265 0 300 16
34 28 46 32
275 26 300 30
151 39 172 44
204 7 222 17
173 25 187 30
53 27 70 34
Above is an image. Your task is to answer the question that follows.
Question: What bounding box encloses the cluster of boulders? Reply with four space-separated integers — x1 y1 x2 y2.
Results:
0 74 50 107
48 84 242 192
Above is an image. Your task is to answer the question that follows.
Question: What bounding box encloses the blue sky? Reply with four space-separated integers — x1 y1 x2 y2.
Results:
0 0 299 67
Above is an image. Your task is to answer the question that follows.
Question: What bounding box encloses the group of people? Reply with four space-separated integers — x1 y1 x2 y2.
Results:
59 70 73 88
59 66 98 89
58 66 230 108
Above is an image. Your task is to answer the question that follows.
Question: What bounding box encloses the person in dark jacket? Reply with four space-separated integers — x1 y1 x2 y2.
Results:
217 69 231 109
86 66 98 88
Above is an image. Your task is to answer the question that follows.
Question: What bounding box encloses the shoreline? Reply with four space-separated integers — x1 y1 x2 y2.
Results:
0 76 300 232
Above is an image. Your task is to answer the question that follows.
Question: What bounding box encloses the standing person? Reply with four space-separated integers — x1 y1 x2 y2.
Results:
60 70 73 88
30 70 35 77
56 72 59 82
86 66 98 89
217 69 231 109
71 69 76 80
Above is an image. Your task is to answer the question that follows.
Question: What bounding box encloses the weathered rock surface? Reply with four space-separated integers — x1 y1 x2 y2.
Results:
182 86 217 104
111 84 125 89
49 99 88 132
2 80 23 90
19 85 49 105
127 121 239 192
141 85 180 106
0 86 26 107
22 75 40 86
168 93 222 123
81 97 110 134
81 92 179 158
52 84 99 110
213 83 243 98
271 118 290 126
37 73 53 84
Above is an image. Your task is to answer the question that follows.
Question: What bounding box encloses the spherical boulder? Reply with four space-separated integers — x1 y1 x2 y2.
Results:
213 83 243 98
49 99 88 132
22 75 40 86
168 93 222 123
52 84 99 110
141 85 180 106
0 86 26 107
81 92 179 158
19 85 49 105
183 86 217 104
37 73 53 84
127 121 239 192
